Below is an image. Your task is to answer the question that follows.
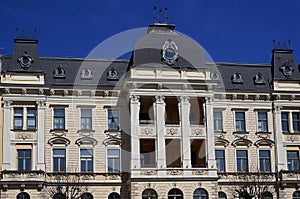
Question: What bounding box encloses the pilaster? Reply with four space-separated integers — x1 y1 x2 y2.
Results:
36 100 46 170
130 95 140 176
274 105 286 170
155 95 166 176
2 100 12 170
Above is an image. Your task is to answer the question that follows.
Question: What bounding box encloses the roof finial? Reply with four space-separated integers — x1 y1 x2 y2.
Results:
153 0 168 24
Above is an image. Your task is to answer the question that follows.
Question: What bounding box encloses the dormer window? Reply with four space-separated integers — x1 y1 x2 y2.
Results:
81 68 93 80
280 62 294 77
107 68 119 80
254 73 265 84
18 52 34 69
53 65 66 79
211 72 220 81
231 73 243 84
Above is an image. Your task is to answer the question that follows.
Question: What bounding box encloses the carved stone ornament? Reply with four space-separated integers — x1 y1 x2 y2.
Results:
81 68 93 79
130 95 140 103
280 62 294 77
162 40 178 65
18 52 34 69
155 95 165 103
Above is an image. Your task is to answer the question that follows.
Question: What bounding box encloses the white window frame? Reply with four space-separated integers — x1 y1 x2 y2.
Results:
235 148 249 172
257 148 272 173
256 110 270 133
106 147 121 173
51 145 67 172
79 147 94 172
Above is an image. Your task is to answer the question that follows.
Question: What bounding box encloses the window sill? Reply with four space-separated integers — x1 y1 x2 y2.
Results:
11 129 37 132
255 131 271 135
77 129 95 133
283 131 300 135
105 129 121 133
214 131 226 134
233 131 249 134
139 120 155 124
50 129 68 133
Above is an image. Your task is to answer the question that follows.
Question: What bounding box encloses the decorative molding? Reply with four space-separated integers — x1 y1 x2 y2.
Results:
81 68 93 80
162 40 178 65
155 95 165 103
48 136 70 146
75 136 98 146
180 96 190 103
130 95 140 103
3 100 12 108
4 88 10 94
36 100 45 108
39 88 44 95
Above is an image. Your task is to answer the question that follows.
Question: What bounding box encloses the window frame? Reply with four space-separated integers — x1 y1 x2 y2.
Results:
14 108 24 130
236 149 248 172
107 109 120 130
258 149 271 173
52 148 67 172
213 110 223 132
257 111 268 133
80 108 93 130
287 150 299 171
27 108 37 130
17 149 31 171
234 111 246 132
107 148 121 173
215 149 226 172
53 108 66 130
80 148 94 172
281 112 289 132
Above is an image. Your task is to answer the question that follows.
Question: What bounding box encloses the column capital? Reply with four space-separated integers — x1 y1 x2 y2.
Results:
36 100 46 108
130 95 140 103
274 105 282 113
3 100 12 109
179 96 190 103
205 95 214 104
155 95 165 103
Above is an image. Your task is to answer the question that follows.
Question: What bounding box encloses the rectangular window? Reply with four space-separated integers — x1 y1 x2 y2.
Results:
259 150 271 172
27 109 36 129
215 150 225 172
139 97 154 124
236 150 248 172
191 139 206 168
53 149 66 172
81 109 92 130
17 149 31 170
190 97 204 125
258 112 268 132
165 139 181 168
235 112 246 132
281 112 289 132
293 113 300 132
53 109 65 130
287 151 299 171
107 149 120 172
14 108 23 129
108 110 119 130
213 111 223 132
140 139 156 168
165 97 179 124
80 149 93 172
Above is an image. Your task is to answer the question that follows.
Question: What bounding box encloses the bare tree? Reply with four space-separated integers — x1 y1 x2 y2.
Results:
229 172 275 199
45 172 88 199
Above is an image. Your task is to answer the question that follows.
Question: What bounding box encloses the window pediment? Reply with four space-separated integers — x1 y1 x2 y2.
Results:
254 138 274 147
75 137 98 146
215 136 229 147
232 137 252 147
48 136 70 146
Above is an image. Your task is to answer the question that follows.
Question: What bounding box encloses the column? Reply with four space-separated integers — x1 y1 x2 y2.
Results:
130 95 140 176
36 100 46 170
155 95 166 176
179 96 191 170
2 100 12 170
205 95 217 176
274 105 287 170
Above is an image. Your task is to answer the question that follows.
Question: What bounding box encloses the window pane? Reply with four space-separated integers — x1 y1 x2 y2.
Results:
54 109 65 116
259 150 271 172
214 111 222 131
108 110 119 130
216 150 225 172
53 149 66 172
281 113 289 132
235 112 245 131
293 113 300 132
236 150 248 172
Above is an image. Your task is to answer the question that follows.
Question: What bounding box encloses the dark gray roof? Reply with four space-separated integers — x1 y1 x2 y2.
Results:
215 63 272 92
130 24 207 69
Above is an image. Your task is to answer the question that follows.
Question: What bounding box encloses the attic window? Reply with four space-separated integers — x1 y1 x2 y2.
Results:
53 65 66 79
231 73 243 84
18 52 34 69
81 68 92 79
211 72 220 81
280 62 294 77
107 68 119 80
254 73 265 84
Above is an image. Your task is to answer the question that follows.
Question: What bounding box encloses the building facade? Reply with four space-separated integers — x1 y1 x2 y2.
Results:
0 23 300 199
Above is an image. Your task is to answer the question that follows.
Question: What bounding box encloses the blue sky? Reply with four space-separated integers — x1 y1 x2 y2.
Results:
0 0 300 63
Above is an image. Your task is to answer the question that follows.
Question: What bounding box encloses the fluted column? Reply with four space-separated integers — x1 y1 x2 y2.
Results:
274 105 287 170
130 95 140 176
205 96 217 176
179 96 191 170
2 100 12 170
36 100 46 170
155 95 166 176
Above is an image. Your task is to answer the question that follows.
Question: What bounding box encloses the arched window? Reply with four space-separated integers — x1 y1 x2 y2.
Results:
218 191 226 199
53 193 66 199
81 192 94 199
16 192 30 199
293 191 300 199
168 188 183 199
108 192 120 199
142 188 158 199
262 191 273 199
193 188 208 199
